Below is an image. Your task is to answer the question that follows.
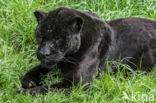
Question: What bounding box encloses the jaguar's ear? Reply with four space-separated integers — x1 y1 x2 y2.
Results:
70 16 83 33
34 10 47 23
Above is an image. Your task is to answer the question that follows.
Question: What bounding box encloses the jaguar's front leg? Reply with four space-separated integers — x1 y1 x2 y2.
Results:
25 80 72 95
21 64 52 89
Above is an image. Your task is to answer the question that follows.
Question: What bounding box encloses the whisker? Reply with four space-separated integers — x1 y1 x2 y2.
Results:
62 57 78 65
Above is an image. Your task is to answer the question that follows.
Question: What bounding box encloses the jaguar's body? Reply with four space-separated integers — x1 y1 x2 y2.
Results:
101 18 156 71
19 7 156 95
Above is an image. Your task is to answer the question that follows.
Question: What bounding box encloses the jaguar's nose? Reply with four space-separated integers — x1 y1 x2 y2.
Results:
38 49 51 59
43 50 51 56
41 50 50 56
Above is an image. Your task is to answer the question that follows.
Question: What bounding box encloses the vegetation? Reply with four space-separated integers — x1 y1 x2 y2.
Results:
0 0 156 102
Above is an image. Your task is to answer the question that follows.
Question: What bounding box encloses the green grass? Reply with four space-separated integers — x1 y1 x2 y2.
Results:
0 0 156 102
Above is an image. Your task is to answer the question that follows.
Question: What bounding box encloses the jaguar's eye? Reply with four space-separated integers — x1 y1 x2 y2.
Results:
56 39 64 46
56 39 61 44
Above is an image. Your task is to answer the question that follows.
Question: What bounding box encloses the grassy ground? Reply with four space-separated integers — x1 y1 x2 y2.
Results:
0 0 156 102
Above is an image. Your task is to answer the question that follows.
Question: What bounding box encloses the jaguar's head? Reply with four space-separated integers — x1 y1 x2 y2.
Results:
34 7 83 68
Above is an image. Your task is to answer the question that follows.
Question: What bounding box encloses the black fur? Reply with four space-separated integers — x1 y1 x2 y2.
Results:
20 7 156 95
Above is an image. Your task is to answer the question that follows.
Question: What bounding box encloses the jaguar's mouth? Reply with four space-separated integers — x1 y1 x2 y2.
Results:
40 55 64 68
41 60 57 69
